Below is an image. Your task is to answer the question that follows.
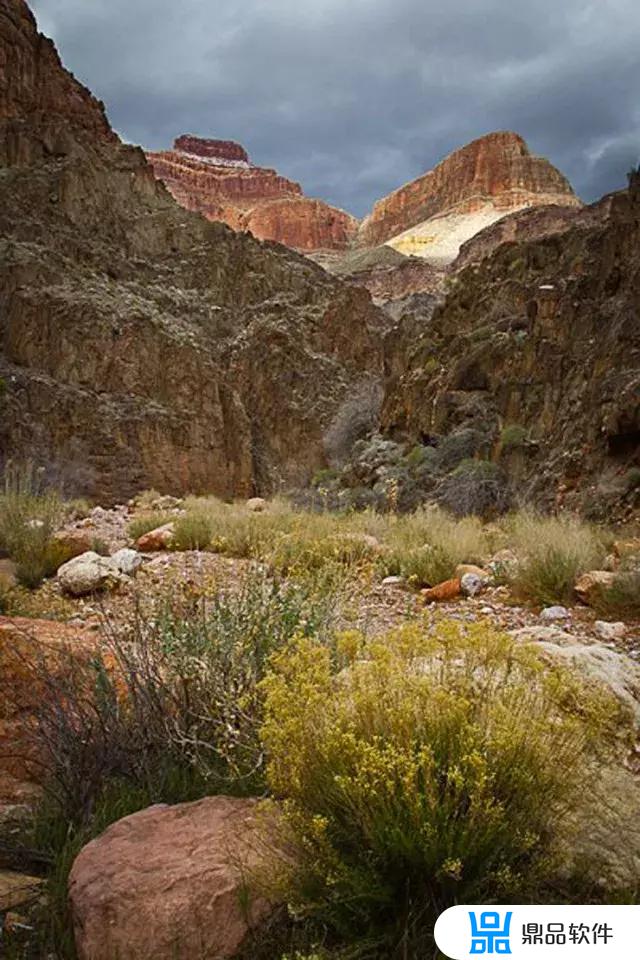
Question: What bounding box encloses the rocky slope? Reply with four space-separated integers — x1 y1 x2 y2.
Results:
380 174 640 518
147 136 358 252
0 0 384 502
357 132 580 263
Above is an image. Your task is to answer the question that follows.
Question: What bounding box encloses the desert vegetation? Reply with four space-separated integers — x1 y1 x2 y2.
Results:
2 467 640 959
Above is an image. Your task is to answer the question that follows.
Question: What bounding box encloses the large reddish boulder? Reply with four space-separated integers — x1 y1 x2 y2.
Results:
0 617 101 795
69 796 287 960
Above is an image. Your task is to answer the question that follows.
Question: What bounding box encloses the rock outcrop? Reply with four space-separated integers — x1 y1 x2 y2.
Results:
358 132 580 264
0 0 384 501
381 174 640 518
69 796 286 960
147 136 358 252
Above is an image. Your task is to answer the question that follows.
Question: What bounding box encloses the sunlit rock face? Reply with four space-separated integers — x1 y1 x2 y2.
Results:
147 136 358 252
357 132 581 264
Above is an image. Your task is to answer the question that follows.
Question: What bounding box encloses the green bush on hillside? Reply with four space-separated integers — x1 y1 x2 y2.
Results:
0 461 70 588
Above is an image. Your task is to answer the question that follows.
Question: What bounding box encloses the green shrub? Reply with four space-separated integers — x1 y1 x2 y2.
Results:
0 462 68 588
625 468 640 492
500 424 528 449
382 507 487 587
312 468 339 488
127 511 173 541
89 536 110 556
438 459 509 518
507 512 607 606
261 621 620 955
594 569 640 619
171 511 213 551
404 445 429 468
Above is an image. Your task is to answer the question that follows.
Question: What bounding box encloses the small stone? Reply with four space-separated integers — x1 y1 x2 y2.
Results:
136 523 175 552
110 548 143 576
150 495 183 511
540 605 570 622
575 570 615 605
381 575 406 589
460 572 490 597
0 871 44 911
594 621 627 642
613 538 640 560
246 497 267 512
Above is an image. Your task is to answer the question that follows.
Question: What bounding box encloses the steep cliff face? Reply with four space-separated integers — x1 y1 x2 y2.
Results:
147 136 358 252
381 178 640 518
0 0 384 501
358 132 580 264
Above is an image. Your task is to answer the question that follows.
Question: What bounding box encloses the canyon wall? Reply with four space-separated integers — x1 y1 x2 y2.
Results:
0 0 384 502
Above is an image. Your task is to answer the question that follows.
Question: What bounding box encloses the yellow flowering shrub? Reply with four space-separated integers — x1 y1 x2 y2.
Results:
261 620 622 952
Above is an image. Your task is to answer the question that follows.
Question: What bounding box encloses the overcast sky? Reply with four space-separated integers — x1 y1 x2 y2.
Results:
32 0 640 217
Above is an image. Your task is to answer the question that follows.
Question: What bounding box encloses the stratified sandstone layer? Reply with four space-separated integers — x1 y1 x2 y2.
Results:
0 0 384 501
147 137 358 252
358 132 581 263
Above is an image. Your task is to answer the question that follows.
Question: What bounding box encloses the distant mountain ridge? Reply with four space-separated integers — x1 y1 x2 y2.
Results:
147 130 580 265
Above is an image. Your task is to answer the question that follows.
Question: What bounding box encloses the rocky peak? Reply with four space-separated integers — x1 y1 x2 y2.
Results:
357 131 581 262
146 136 358 252
173 134 250 165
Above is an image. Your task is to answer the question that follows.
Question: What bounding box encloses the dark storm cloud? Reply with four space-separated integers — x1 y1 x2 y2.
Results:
31 0 640 215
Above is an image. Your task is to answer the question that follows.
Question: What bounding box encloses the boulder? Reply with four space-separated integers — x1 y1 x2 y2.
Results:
0 870 43 911
509 623 640 885
246 497 267 513
51 530 94 559
613 538 640 560
421 578 462 603
110 548 143 576
594 620 627 642
381 575 406 590
69 796 286 960
510 626 640 724
0 617 100 792
575 570 615 605
56 552 128 597
136 524 175 552
460 572 490 597
539 605 570 622
486 549 519 578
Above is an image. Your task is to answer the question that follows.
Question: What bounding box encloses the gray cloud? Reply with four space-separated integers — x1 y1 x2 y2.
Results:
31 0 640 216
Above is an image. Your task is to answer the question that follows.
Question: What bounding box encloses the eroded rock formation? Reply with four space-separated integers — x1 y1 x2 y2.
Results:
147 136 358 251
357 132 581 263
0 0 384 501
381 175 640 518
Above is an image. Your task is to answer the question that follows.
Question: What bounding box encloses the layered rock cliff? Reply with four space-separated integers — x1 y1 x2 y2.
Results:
357 132 581 264
0 0 384 502
147 137 358 252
